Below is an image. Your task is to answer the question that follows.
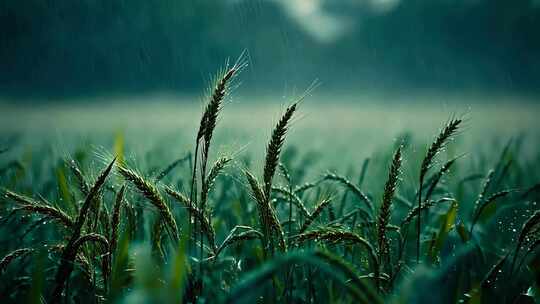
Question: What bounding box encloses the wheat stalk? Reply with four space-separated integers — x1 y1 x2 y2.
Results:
245 98 306 254
109 185 125 256
191 60 245 285
470 189 515 233
151 217 165 259
202 156 232 205
423 155 460 203
245 170 286 253
271 186 310 218
322 173 374 213
4 189 75 228
471 169 495 218
377 146 402 265
165 187 217 253
293 180 322 195
67 159 90 195
245 170 270 241
118 165 179 243
0 248 33 274
510 211 540 274
299 197 333 233
155 153 190 181
401 197 455 227
212 225 263 259
51 158 115 300
14 204 74 228
77 233 111 287
3 189 36 205
481 252 510 290
416 118 461 262
48 244 93 281
293 228 378 273
263 102 297 198
419 119 462 186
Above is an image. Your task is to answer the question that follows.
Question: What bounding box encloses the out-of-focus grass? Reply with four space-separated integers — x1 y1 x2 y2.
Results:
1 91 539 303
1 93 539 168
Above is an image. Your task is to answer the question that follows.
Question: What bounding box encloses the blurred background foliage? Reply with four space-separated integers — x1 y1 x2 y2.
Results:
1 0 540 100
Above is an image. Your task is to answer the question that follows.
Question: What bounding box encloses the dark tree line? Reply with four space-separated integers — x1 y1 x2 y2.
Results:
1 0 539 99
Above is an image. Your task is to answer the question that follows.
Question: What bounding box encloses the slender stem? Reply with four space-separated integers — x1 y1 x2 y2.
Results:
190 142 199 253
189 141 200 301
509 241 522 277
416 178 423 263
287 178 293 302
199 146 209 293
198 142 212 297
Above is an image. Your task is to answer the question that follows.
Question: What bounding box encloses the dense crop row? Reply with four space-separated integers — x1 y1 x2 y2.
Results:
1 60 539 303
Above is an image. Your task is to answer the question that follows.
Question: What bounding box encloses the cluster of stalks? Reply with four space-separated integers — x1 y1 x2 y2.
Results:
1 58 539 304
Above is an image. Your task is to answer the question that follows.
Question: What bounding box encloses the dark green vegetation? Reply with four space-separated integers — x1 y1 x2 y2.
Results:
1 65 540 304
2 0 540 98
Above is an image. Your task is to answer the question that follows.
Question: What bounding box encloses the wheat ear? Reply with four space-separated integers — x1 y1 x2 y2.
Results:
51 158 115 300
118 166 179 242
377 146 402 265
417 118 461 262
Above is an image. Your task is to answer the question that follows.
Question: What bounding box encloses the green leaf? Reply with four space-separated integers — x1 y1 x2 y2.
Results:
226 250 381 304
166 219 190 303
477 201 497 224
27 250 46 304
110 227 131 300
457 220 470 243
56 164 75 214
114 129 125 167
430 201 458 262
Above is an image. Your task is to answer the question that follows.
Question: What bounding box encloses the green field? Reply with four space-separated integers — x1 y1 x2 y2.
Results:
2 92 539 164
1 87 540 303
